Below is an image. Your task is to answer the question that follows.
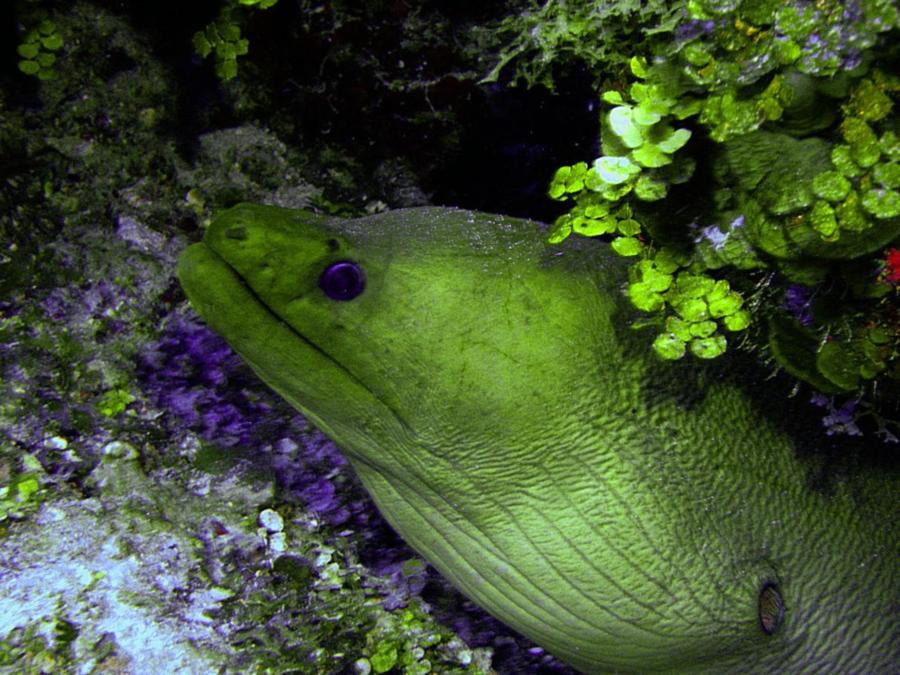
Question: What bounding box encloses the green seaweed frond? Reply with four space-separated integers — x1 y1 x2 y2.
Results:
193 0 281 81
542 0 899 412
17 18 64 80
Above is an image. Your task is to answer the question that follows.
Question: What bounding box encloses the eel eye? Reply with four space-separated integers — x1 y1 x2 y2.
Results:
758 582 785 635
319 261 365 301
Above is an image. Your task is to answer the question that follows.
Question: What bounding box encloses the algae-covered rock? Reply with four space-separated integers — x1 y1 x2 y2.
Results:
723 131 832 215
724 129 900 261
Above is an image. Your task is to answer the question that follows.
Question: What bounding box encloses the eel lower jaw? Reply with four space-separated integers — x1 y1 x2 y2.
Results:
177 242 414 462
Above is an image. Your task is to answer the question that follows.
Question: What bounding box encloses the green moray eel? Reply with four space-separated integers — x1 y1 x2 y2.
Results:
177 204 898 674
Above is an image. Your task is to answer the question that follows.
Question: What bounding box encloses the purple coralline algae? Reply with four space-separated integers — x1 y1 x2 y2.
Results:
782 284 815 327
139 317 381 531
138 316 272 447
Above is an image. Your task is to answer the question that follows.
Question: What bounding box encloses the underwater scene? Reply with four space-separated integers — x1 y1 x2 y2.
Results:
1 1 898 673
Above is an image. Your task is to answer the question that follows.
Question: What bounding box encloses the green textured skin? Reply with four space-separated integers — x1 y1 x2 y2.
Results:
177 204 898 674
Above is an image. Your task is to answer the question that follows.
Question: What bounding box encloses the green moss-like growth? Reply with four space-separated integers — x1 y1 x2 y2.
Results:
193 0 280 80
634 263 750 360
0 455 44 524
535 0 898 426
722 73 900 263
222 540 488 674
548 57 699 251
0 613 78 674
17 18 63 80
481 0 682 89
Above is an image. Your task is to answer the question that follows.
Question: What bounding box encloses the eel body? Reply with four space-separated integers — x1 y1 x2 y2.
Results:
177 204 899 673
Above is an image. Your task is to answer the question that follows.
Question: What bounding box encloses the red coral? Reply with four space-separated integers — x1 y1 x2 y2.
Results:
885 248 900 284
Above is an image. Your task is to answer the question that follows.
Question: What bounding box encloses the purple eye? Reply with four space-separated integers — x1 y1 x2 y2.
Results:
319 261 365 301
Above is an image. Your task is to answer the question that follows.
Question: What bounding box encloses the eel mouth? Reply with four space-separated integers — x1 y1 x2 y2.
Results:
178 241 342 367
176 241 412 438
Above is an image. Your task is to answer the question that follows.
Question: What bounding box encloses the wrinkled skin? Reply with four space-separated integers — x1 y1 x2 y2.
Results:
178 204 898 674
